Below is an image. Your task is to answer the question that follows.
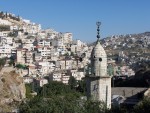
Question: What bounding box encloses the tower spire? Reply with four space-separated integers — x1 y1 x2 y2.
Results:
96 21 101 40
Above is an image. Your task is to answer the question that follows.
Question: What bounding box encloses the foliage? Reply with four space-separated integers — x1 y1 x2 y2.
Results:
70 52 74 56
68 76 77 89
76 79 87 95
19 81 108 113
8 59 14 66
114 61 150 87
20 81 150 113
24 32 28 35
133 97 150 113
110 106 129 113
8 56 15 66
114 70 150 87
8 31 18 37
83 100 109 113
25 84 33 99
64 52 69 56
16 64 27 69
38 81 80 97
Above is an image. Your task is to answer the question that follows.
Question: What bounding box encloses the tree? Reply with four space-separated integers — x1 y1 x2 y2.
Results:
19 81 109 113
83 100 109 113
16 64 27 69
70 52 74 56
133 97 150 113
68 76 77 89
25 84 33 99
76 79 87 94
9 56 15 66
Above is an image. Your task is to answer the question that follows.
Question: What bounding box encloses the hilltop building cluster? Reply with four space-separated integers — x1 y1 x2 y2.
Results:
0 11 89 86
0 11 138 86
102 33 150 70
1 11 150 110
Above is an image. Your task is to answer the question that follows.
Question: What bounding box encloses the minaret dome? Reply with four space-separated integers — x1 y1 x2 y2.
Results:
91 22 107 77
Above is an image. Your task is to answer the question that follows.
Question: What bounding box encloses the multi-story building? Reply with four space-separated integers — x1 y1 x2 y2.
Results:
16 48 26 64
36 61 55 76
62 74 70 84
0 44 13 58
62 32 72 44
0 37 13 45
25 51 33 64
51 72 62 82
35 46 51 58
50 70 70 84
22 37 35 51
55 59 73 70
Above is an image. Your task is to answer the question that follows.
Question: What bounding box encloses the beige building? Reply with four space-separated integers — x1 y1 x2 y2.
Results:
16 49 33 64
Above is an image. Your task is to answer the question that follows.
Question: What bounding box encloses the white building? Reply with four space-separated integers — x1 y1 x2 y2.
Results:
36 61 55 75
0 36 13 45
0 18 12 25
35 46 51 57
0 44 14 58
51 72 62 82
62 32 72 44
23 77 33 84
51 71 71 84
62 74 70 84
10 25 19 31
71 69 85 81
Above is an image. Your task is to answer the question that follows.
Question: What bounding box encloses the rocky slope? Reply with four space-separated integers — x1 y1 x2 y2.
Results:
0 67 26 112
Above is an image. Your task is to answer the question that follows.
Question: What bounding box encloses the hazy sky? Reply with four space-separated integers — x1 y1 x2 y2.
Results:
0 0 150 42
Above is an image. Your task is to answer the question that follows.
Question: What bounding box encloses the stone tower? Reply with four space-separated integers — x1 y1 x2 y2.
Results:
86 22 111 108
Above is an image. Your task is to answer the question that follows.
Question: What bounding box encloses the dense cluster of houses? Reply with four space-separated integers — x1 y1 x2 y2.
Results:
0 11 136 87
0 12 90 87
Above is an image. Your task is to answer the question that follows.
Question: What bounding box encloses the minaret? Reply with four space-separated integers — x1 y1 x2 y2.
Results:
86 22 111 108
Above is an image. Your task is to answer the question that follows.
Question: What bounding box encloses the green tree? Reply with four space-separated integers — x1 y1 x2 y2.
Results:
76 79 87 94
84 100 109 113
16 64 27 69
70 52 74 56
68 76 77 89
25 84 33 99
133 97 150 113
19 81 109 113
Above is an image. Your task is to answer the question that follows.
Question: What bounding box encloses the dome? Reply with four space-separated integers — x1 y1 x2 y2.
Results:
91 40 106 58
90 40 107 77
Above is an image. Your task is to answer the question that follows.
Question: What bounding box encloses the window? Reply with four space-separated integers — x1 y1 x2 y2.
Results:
99 58 102 62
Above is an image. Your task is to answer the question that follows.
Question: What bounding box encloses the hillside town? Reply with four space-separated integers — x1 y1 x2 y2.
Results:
1 11 150 88
0 10 150 113
0 11 90 87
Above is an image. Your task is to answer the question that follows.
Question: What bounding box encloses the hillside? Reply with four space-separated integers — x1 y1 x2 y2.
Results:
0 67 26 112
102 32 150 54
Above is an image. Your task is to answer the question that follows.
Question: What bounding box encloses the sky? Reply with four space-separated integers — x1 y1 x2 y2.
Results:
0 0 150 43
